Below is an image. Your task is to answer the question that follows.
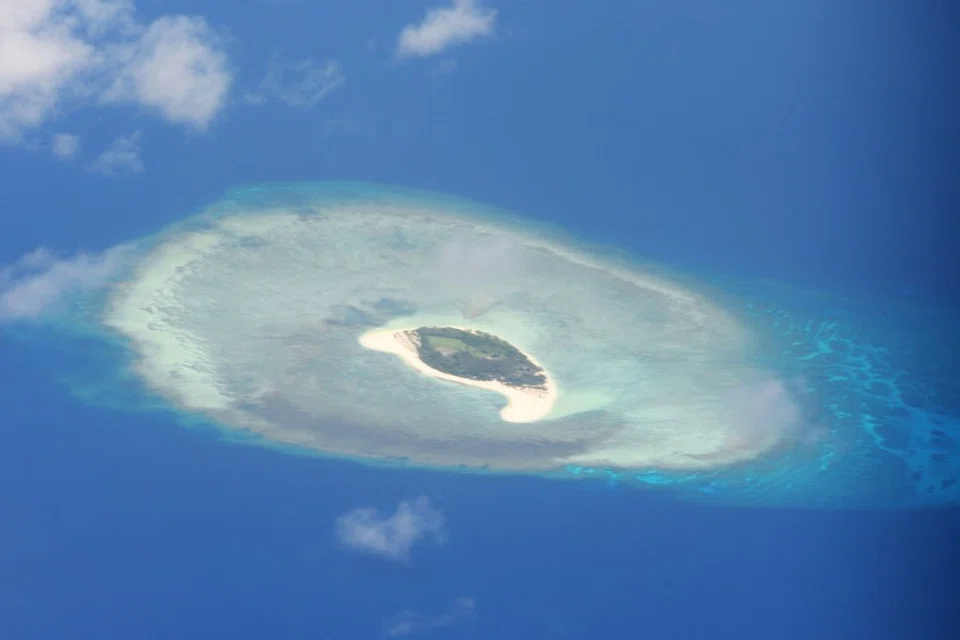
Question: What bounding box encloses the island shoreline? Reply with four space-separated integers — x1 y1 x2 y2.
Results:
358 326 558 423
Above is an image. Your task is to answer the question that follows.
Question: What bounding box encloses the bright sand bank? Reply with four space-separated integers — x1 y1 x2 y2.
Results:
358 327 558 423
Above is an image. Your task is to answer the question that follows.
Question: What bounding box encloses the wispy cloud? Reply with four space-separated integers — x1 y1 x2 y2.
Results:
383 597 476 637
0 0 232 142
321 115 373 138
246 57 345 108
396 0 497 59
335 496 445 563
687 375 824 464
428 59 459 78
436 233 523 318
0 245 132 320
89 131 142 175
51 133 80 159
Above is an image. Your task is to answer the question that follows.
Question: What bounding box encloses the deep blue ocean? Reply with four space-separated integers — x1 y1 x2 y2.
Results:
3 331 960 639
3 1 959 638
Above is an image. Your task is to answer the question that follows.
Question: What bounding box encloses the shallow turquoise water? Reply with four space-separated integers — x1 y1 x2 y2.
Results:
610 281 960 507
25 182 960 508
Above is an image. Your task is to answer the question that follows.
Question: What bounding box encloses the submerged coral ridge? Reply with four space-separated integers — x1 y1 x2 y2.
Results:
53 182 957 507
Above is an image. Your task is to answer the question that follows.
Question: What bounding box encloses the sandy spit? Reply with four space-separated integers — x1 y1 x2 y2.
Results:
358 327 558 423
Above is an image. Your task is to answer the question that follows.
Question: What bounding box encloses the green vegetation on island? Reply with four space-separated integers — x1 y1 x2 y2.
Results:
411 327 548 389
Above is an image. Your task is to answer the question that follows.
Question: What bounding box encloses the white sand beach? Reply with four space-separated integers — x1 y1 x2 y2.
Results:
358 327 558 423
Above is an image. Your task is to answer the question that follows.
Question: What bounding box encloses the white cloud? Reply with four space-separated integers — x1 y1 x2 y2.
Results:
70 0 136 34
246 58 344 108
396 0 497 59
0 245 131 320
0 0 231 142
89 130 142 175
0 0 97 140
383 597 476 638
335 497 445 564
102 16 230 129
51 132 80 158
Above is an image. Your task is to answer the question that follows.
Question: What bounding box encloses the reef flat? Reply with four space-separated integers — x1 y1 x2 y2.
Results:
99 182 796 472
37 181 956 507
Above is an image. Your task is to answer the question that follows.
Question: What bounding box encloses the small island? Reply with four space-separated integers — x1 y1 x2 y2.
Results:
358 325 557 423
413 327 548 388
